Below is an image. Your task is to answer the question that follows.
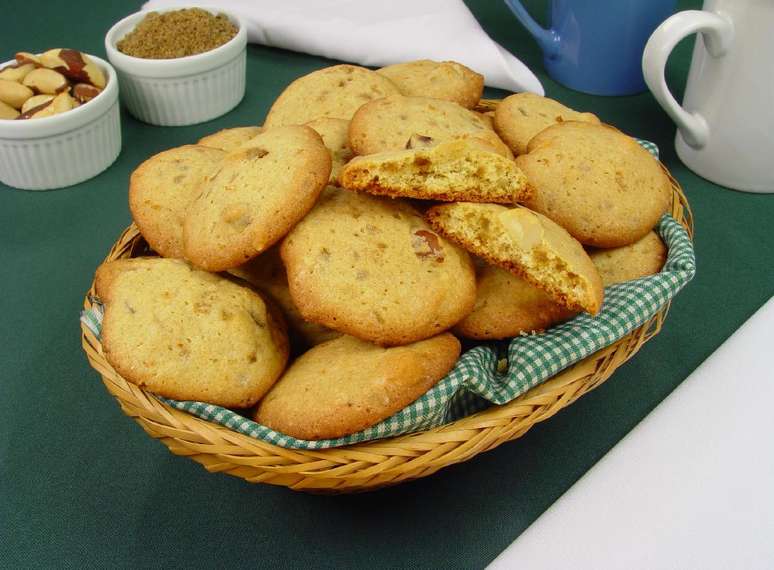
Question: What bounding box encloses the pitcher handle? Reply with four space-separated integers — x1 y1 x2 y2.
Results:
642 10 733 149
503 0 560 59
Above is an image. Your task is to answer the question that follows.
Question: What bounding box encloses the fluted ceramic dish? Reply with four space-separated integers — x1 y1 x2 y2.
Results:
0 54 120 191
104 6 247 126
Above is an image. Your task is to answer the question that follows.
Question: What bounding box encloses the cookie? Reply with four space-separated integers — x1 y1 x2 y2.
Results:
305 117 354 183
129 144 225 259
183 125 331 271
94 258 289 408
253 333 460 440
515 121 672 248
454 260 576 340
494 93 600 155
339 138 529 203
264 64 401 127
589 230 667 286
426 202 604 315
281 188 476 346
197 126 263 152
229 245 340 348
348 95 512 158
376 60 484 109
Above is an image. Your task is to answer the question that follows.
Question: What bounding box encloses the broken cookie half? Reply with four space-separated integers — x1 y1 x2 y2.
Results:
338 137 530 204
425 203 604 315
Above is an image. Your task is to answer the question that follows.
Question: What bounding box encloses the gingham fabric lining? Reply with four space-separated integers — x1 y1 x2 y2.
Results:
81 140 696 450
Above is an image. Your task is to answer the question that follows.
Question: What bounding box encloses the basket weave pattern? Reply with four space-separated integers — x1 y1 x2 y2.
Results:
81 115 693 492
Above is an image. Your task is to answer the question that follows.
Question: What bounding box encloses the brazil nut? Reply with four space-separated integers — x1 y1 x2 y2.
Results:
39 48 106 89
0 78 34 109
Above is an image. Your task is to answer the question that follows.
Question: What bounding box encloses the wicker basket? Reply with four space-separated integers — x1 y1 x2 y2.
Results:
80 114 693 493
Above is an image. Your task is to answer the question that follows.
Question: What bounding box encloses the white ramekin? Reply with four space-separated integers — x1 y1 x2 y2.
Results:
104 7 247 127
0 55 121 191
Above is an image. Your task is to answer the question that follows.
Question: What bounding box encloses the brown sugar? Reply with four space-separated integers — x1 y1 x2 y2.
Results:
117 8 238 59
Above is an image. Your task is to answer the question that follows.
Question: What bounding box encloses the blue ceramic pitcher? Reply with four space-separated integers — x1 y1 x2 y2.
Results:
504 0 676 95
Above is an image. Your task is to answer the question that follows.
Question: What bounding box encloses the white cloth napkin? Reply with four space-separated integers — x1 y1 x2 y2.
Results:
141 0 543 94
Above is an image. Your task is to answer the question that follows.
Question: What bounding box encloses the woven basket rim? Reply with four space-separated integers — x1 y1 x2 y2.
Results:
80 120 694 492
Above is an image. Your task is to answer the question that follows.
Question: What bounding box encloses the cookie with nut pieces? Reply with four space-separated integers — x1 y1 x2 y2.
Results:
454 261 577 340
254 333 460 440
129 144 225 259
494 92 600 156
183 125 331 271
348 95 512 158
95 257 289 408
197 126 263 152
589 230 667 286
281 187 476 346
339 137 529 203
229 245 341 349
376 59 484 109
264 64 401 127
515 121 672 248
426 202 604 315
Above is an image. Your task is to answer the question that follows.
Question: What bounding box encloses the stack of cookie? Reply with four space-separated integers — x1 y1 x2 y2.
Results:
95 60 670 441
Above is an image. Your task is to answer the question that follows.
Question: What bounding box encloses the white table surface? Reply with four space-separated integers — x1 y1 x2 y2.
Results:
489 295 774 570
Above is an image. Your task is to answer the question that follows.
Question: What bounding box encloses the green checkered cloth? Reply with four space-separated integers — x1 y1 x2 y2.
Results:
81 140 696 450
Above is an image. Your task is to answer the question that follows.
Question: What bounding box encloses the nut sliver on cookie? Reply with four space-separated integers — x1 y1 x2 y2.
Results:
426 202 604 315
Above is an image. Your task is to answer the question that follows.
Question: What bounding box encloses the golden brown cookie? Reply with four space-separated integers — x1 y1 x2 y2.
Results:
95 258 289 408
426 202 604 315
494 93 600 155
589 230 667 286
339 138 529 203
229 246 340 348
281 188 476 346
264 64 400 127
253 333 460 440
515 121 672 248
376 60 484 109
183 125 331 271
305 117 354 183
454 260 577 340
348 95 512 158
197 126 263 152
129 145 225 259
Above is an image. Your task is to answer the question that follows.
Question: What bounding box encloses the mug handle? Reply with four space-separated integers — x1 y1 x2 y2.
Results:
642 10 734 149
502 0 560 59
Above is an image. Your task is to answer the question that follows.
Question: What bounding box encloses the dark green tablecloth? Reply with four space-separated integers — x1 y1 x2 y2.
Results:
1 1 772 568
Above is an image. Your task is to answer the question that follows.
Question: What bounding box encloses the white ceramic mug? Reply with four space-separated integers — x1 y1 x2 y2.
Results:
642 0 774 193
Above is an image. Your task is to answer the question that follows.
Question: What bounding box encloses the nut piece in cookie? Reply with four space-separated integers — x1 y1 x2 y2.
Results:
264 64 401 127
339 138 529 203
254 333 460 440
349 95 512 158
454 259 577 340
183 125 331 271
376 59 484 109
426 202 604 315
281 187 476 346
94 258 289 408
589 230 667 286
494 92 600 156
129 144 226 259
515 121 672 248
197 126 263 152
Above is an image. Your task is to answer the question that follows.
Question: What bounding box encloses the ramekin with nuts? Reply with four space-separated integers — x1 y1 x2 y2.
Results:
0 48 107 120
